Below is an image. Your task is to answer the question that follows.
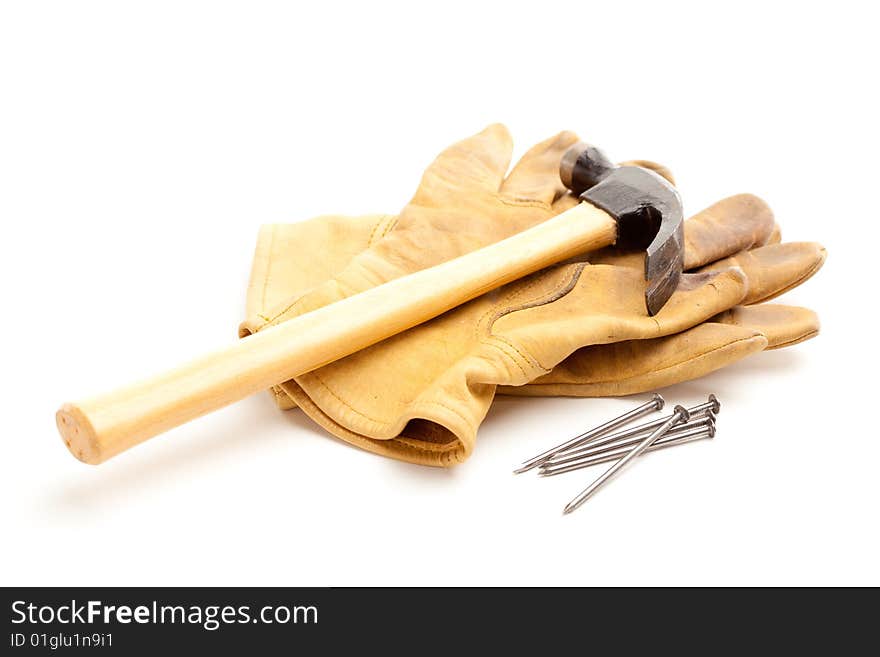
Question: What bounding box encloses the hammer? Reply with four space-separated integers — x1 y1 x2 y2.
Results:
56 143 684 464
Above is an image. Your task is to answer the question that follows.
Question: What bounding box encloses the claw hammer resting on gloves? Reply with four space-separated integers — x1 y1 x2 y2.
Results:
56 143 686 465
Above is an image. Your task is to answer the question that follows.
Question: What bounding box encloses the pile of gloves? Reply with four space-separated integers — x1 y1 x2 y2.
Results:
240 124 825 466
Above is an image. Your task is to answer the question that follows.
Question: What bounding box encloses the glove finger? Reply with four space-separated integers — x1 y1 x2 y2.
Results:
699 242 826 304
711 304 819 349
653 267 750 331
501 322 767 397
503 303 819 397
496 265 749 364
240 213 395 336
684 194 776 269
410 123 513 205
587 193 777 270
500 130 581 205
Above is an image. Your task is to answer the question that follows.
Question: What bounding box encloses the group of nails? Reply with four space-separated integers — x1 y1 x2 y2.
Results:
514 394 720 515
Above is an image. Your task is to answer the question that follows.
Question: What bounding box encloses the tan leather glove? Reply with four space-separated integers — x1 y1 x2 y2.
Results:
242 125 669 408
242 127 825 465
505 240 825 397
244 206 822 403
504 201 825 396
244 124 582 327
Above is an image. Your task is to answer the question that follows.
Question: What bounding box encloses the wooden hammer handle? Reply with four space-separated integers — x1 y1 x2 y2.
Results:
57 202 617 464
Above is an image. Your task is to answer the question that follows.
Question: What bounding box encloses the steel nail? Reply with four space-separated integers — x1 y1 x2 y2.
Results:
550 395 719 461
562 405 690 514
541 422 715 477
545 412 715 467
513 394 664 474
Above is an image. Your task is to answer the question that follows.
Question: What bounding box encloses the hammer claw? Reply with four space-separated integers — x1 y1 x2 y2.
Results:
561 144 685 316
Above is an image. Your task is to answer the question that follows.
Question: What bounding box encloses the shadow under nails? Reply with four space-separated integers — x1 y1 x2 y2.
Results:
38 347 813 519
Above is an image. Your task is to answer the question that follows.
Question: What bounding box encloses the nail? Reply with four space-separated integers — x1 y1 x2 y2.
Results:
545 412 715 467
550 395 719 462
541 422 715 477
563 405 690 514
513 394 664 474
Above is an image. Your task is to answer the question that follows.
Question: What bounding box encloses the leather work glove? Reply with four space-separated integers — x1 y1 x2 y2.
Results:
243 124 671 328
242 125 670 408
503 235 824 397
241 126 825 466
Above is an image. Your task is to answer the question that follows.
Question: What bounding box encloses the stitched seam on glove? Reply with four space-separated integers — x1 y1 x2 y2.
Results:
308 373 391 425
367 214 398 246
481 339 534 379
262 284 322 326
249 216 396 329
524 333 765 387
746 258 826 305
257 215 397 329
305 371 478 444
483 263 588 373
496 194 553 210
475 263 587 337
296 266 586 443
466 266 584 377
766 330 819 350
281 381 465 463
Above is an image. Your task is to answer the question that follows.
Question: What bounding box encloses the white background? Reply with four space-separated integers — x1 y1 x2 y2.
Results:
1 1 877 586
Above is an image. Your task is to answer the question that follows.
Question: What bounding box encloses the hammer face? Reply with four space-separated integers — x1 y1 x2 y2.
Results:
560 142 615 196
580 166 684 316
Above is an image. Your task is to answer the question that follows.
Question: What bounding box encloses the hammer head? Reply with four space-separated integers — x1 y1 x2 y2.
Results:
560 143 684 316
